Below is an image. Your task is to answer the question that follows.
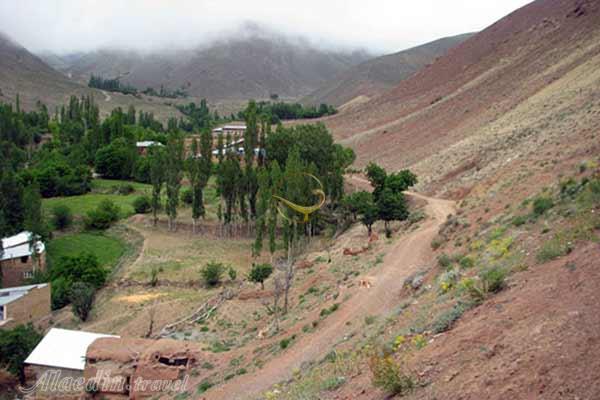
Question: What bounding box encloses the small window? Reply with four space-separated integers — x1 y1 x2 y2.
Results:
20 255 29 264
0 305 5 321
23 271 33 279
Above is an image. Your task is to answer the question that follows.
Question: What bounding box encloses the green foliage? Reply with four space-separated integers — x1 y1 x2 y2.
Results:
536 236 572 262
480 267 507 293
200 261 225 287
84 199 120 230
368 351 414 395
0 324 43 382
437 253 452 268
88 74 138 95
95 138 138 180
249 263 273 289
133 195 151 214
51 204 73 230
320 303 340 317
196 380 213 394
228 267 237 281
239 101 337 123
50 276 71 309
431 303 469 334
50 252 107 290
70 282 95 321
459 255 475 269
180 188 193 205
532 196 554 217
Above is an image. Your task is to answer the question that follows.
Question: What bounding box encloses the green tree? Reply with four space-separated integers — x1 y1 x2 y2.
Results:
165 132 184 231
268 161 283 259
95 138 138 179
249 263 273 290
70 282 95 321
377 188 409 237
149 147 166 226
200 261 225 287
253 167 271 256
0 324 43 382
50 252 107 289
186 138 204 232
23 182 48 240
51 205 73 230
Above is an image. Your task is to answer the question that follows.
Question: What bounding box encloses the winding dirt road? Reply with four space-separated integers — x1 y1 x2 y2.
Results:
205 191 455 400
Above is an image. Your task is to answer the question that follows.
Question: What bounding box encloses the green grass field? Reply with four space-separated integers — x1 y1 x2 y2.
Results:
47 233 126 268
42 179 153 218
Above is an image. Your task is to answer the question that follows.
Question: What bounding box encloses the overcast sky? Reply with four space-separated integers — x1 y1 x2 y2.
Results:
0 0 532 55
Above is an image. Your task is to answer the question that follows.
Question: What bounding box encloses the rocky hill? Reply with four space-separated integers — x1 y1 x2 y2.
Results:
303 33 474 108
44 31 371 104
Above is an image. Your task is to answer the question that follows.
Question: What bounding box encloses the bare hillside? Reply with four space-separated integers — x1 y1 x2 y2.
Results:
45 32 371 104
303 33 474 108
322 0 600 196
0 31 181 120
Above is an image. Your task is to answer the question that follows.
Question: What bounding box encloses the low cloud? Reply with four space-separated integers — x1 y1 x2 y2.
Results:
0 0 532 54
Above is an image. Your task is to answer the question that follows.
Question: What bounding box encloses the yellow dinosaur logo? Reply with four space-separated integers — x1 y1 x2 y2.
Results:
273 173 326 223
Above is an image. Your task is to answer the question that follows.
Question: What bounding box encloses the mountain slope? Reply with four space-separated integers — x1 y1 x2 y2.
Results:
0 32 180 120
47 34 371 103
323 0 600 195
303 33 474 108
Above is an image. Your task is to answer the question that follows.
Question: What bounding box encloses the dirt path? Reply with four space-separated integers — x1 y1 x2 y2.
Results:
205 191 455 400
100 90 112 102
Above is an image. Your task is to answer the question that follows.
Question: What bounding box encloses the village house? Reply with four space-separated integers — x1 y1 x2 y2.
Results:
212 124 246 139
0 231 46 288
24 328 119 396
84 337 201 399
136 140 164 156
0 283 50 329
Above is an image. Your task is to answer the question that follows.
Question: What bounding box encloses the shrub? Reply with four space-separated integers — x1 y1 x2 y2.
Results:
0 324 43 382
479 267 507 293
200 262 225 287
431 303 468 334
116 183 134 195
512 215 528 227
437 253 452 268
532 196 554 217
51 205 73 230
84 200 120 230
430 238 442 250
368 352 414 395
133 195 151 214
196 380 213 394
180 188 193 205
51 252 107 288
70 282 95 321
320 303 340 317
228 267 237 281
280 337 292 349
50 276 71 310
150 267 159 287
536 237 571 263
249 263 273 290
459 256 475 269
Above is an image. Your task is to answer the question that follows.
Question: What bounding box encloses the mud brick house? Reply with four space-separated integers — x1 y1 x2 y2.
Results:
0 231 46 288
24 328 118 397
0 283 50 329
85 337 201 399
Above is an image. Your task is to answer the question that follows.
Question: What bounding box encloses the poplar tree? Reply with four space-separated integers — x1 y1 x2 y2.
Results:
149 148 166 227
268 161 282 260
186 138 203 233
253 167 271 256
165 132 184 231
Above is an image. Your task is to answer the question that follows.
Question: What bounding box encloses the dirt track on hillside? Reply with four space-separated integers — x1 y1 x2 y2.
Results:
205 190 455 400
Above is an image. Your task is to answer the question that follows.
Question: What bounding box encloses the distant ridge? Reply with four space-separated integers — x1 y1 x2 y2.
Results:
303 33 474 108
